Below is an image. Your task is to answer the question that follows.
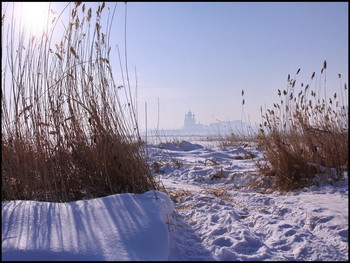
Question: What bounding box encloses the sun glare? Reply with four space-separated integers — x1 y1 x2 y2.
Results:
17 2 51 35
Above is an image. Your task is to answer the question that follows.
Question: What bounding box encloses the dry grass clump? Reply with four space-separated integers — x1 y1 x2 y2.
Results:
2 3 159 202
201 186 233 202
218 133 255 148
233 151 256 160
256 62 348 190
210 167 225 180
167 189 193 203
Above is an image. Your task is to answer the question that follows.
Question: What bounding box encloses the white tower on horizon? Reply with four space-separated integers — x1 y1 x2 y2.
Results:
184 111 196 129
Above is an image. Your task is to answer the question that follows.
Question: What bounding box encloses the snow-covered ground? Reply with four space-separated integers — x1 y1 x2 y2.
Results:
2 139 348 261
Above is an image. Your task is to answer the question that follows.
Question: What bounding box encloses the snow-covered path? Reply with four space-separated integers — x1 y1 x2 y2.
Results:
165 181 348 261
147 140 349 261
2 139 348 261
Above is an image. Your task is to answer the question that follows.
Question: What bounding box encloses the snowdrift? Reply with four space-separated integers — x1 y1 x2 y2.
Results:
2 191 174 261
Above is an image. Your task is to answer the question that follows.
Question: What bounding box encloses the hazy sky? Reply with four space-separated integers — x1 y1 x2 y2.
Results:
4 2 349 131
114 2 349 130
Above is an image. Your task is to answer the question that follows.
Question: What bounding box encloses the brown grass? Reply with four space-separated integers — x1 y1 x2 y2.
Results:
167 189 193 203
1 3 159 202
201 186 233 202
255 62 348 190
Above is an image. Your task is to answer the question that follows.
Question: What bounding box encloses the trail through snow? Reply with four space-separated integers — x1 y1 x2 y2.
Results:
147 140 348 261
2 139 348 261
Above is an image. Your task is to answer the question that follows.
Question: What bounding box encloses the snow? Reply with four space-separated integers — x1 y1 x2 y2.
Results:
2 191 173 261
2 139 348 261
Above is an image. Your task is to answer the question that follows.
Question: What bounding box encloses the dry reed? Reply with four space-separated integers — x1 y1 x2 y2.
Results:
2 2 159 202
256 62 348 190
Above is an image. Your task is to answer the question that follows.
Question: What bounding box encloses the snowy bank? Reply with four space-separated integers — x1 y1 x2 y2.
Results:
2 191 174 261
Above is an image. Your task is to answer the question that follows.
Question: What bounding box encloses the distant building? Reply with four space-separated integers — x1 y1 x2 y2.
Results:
184 111 196 129
143 111 250 137
183 111 248 134
183 111 206 130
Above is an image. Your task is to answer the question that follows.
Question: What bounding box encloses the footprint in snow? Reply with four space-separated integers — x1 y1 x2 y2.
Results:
168 209 214 261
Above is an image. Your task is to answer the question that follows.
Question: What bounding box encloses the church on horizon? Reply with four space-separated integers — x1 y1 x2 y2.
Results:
183 111 207 130
144 111 249 136
182 111 246 134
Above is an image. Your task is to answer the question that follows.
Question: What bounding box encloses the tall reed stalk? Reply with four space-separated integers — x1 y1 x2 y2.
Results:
256 62 348 190
2 2 159 202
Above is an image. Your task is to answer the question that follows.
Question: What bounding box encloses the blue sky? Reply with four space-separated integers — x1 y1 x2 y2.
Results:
4 2 349 131
115 2 349 130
